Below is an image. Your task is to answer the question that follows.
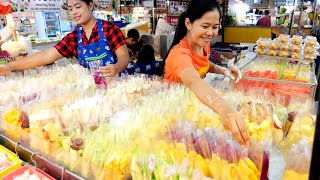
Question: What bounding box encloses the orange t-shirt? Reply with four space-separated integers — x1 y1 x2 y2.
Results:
165 37 210 83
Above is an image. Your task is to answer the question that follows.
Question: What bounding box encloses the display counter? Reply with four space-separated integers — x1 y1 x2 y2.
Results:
224 26 312 43
236 55 318 100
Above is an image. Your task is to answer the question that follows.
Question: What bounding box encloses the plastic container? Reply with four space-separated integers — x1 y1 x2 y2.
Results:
2 165 55 180
0 145 23 178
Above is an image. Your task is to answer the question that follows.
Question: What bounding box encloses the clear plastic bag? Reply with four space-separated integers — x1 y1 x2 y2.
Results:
303 53 315 61
268 41 279 50
277 34 290 43
267 49 278 56
279 51 290 57
304 36 317 46
256 38 269 49
291 44 302 53
256 48 266 55
291 35 303 45
304 45 315 53
291 52 301 59
279 43 290 51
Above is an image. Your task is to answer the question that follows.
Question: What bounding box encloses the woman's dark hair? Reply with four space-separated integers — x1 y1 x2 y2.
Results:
137 45 155 64
161 0 222 75
81 0 93 5
67 0 93 5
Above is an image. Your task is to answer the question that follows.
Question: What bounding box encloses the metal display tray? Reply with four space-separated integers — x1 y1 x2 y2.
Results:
238 55 318 98
0 132 84 180
0 118 119 179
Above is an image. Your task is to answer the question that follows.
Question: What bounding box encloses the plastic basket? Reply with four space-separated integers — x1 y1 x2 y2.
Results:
0 145 23 178
2 165 56 180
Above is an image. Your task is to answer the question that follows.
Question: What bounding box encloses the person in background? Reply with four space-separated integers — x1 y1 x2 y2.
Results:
126 29 140 61
297 5 308 26
209 50 223 66
136 45 155 64
209 49 236 67
283 16 290 27
257 10 271 27
311 24 320 101
0 0 129 77
308 11 315 26
271 24 289 39
163 0 250 145
276 16 285 26
292 25 307 38
311 23 320 43
124 45 160 75
0 20 13 46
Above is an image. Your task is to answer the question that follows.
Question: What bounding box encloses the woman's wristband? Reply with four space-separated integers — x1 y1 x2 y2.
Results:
207 95 223 110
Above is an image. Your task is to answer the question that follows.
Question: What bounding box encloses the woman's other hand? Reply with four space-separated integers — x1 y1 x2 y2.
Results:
222 66 242 83
98 64 119 77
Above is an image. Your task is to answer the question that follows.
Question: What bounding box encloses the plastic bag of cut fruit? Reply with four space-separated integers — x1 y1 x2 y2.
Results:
278 107 315 180
224 92 274 179
283 111 316 152
163 119 248 179
205 128 263 180
282 140 312 180
91 60 113 89
166 119 199 153
93 72 108 89
210 129 242 161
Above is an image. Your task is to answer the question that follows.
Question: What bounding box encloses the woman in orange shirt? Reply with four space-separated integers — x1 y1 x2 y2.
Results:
164 0 249 145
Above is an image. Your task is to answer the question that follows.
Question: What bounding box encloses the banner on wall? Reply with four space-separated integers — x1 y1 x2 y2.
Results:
93 0 112 10
29 0 64 11
60 0 113 19
62 0 113 11
0 0 65 14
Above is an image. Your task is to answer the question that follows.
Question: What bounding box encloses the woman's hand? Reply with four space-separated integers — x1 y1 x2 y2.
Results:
220 110 250 146
0 64 13 76
222 66 242 83
180 68 249 145
98 64 119 77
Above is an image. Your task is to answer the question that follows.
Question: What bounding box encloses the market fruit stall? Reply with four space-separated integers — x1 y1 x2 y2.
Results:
0 63 317 179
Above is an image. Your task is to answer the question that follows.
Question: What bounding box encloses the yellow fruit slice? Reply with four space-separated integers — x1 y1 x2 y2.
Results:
244 157 260 177
238 159 258 180
227 163 237 180
300 116 314 126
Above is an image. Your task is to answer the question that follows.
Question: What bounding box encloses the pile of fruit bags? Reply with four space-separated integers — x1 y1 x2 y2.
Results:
235 56 315 105
0 64 316 179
